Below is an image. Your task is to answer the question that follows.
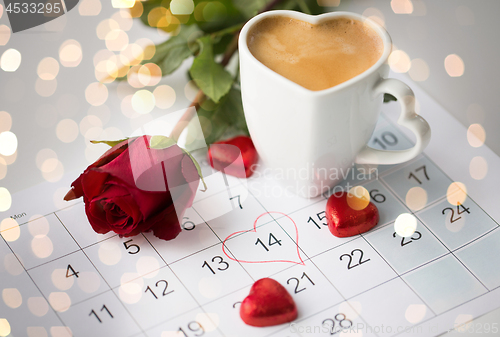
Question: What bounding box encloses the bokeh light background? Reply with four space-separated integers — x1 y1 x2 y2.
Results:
0 0 497 201
0 0 204 200
0 0 500 335
0 0 498 204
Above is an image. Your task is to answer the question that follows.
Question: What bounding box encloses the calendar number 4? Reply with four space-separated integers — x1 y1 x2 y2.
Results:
66 264 79 278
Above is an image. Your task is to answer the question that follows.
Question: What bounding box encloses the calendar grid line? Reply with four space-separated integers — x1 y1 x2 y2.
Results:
160 240 222 266
243 184 380 337
393 252 449 278
243 185 317 263
378 161 446 213
220 241 257 283
4 109 500 337
261 294 352 337
391 287 500 337
305 235 362 260
407 201 491 292
304 256 404 300
140 233 228 337
267 195 326 219
449 252 489 292
404 211 489 290
451 226 499 255
24 247 82 271
192 178 244 205
298 256 382 337
191 206 257 283
421 153 500 227
0 229 70 335
372 177 414 213
194 282 254 308
382 112 500 229
367 119 495 295
359 233 438 317
54 212 148 336
287 251 494 337
377 178 414 212
57 231 119 251
380 173 498 281
267 267 442 337
10 200 82 228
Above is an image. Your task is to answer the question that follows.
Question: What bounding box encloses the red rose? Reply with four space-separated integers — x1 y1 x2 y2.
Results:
64 136 200 240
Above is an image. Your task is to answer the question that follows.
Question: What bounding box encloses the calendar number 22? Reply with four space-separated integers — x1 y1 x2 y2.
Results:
340 249 370 269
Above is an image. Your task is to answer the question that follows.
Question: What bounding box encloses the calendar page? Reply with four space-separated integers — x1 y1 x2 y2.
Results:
1 76 500 337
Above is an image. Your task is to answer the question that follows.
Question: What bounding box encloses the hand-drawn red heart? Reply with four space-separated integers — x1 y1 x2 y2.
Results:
222 212 304 265
208 136 258 178
240 278 298 327
326 191 379 237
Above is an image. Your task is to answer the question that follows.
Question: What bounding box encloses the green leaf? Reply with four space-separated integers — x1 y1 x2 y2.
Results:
181 148 207 191
218 87 248 133
233 0 270 18
90 138 129 148
149 135 177 149
146 135 207 191
196 102 228 145
212 32 235 55
189 35 233 103
149 24 203 76
296 0 311 14
193 86 248 145
303 0 325 15
384 93 397 103
139 0 167 28
194 0 246 33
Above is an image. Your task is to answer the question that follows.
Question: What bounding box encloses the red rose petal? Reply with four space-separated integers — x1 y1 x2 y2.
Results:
81 170 109 201
148 208 182 240
67 135 200 241
240 278 298 327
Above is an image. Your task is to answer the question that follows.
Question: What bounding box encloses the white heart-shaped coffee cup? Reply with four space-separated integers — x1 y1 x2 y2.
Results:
239 10 430 198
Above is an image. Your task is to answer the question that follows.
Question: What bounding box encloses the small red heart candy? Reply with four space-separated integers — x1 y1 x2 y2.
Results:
208 136 258 178
326 191 379 237
240 278 298 327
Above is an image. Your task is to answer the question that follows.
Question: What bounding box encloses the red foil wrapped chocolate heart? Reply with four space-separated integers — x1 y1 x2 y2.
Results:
240 278 298 327
208 136 258 178
326 190 379 237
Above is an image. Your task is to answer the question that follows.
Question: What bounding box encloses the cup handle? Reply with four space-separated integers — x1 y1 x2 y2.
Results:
355 78 431 165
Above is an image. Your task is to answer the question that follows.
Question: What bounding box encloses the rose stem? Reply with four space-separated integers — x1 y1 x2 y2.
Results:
169 34 240 142
169 0 286 142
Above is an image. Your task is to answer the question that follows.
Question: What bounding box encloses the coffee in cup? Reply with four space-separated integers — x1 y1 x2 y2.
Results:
247 16 384 91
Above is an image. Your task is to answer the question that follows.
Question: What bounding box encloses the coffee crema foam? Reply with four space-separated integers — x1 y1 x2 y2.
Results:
247 16 384 91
